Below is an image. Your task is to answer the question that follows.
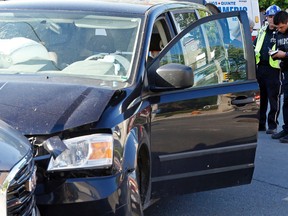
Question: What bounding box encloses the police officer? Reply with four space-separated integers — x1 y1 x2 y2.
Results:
271 11 288 142
254 5 282 134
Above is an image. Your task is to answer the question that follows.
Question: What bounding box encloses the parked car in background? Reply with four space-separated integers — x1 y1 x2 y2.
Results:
0 120 38 216
0 0 259 215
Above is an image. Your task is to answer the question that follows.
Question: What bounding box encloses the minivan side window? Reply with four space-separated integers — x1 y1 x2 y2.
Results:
172 11 197 32
160 15 247 88
197 9 212 19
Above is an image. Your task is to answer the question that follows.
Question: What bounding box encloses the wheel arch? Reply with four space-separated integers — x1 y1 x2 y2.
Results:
122 127 151 209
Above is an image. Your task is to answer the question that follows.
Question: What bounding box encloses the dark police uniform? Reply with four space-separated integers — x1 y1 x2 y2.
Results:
254 26 282 132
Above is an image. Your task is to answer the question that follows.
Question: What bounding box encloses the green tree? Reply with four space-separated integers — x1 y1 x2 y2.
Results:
258 0 288 11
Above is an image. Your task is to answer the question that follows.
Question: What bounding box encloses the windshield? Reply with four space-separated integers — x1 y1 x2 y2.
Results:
0 11 141 84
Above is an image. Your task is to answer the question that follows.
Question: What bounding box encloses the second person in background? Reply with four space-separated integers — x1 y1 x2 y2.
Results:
254 5 282 134
271 10 288 142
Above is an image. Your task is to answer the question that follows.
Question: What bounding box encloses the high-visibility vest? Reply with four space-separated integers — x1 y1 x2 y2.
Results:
254 25 280 69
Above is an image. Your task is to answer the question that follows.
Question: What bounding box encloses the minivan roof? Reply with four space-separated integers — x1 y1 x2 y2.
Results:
0 0 207 15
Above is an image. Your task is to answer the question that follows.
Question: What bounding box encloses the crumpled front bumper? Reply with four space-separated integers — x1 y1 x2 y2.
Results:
36 172 132 216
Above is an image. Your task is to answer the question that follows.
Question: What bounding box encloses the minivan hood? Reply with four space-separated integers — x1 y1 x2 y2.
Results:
0 80 116 135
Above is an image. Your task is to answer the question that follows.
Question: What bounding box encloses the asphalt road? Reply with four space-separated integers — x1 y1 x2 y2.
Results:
144 113 288 216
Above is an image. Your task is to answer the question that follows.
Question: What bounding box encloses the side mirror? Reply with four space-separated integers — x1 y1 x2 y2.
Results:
149 63 194 91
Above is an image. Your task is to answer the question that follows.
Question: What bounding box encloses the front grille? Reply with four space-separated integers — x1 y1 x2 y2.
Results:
7 151 37 216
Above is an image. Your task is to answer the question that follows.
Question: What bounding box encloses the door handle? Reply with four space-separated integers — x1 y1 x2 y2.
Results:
231 96 255 106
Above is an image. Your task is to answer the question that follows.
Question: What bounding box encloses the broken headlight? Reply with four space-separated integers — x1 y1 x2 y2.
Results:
46 134 113 171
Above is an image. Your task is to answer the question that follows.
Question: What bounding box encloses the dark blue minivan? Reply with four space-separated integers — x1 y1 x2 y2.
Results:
0 0 259 215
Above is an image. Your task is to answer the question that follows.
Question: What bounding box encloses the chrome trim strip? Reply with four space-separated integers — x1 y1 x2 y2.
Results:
0 172 9 216
152 163 254 183
159 143 257 162
0 151 31 216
